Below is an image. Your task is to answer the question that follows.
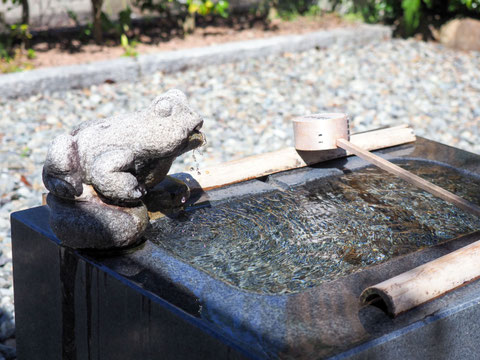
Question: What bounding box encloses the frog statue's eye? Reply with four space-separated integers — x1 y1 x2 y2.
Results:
154 99 173 117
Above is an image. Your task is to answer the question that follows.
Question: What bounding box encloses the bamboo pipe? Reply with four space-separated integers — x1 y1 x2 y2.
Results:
360 235 480 317
182 124 416 191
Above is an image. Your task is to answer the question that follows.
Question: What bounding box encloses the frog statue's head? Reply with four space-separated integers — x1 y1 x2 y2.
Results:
147 89 205 159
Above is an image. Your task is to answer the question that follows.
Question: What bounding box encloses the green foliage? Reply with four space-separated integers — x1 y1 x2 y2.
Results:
134 0 179 14
402 0 421 35
348 0 401 24
279 0 318 15
342 12 364 22
133 0 229 33
67 10 94 40
0 48 34 73
26 47 35 59
255 0 321 20
347 0 480 36
120 33 138 57
305 4 324 17
188 0 229 17
9 22 31 43
0 23 31 54
134 0 229 19
68 6 137 54
116 7 138 56
101 6 133 36
19 146 31 157
1 1 31 49
0 0 34 72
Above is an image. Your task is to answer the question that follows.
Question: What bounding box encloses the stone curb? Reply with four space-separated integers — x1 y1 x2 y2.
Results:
1 24 391 99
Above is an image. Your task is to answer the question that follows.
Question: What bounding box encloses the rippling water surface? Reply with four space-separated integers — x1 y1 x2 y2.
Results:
149 161 480 294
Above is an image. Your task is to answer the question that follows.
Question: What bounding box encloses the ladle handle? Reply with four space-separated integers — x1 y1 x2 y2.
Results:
336 138 480 218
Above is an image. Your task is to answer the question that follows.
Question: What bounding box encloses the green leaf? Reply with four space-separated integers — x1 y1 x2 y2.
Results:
27 48 36 59
121 34 129 48
402 0 421 35
188 0 200 14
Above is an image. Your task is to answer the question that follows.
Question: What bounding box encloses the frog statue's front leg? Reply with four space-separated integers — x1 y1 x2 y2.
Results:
90 149 146 204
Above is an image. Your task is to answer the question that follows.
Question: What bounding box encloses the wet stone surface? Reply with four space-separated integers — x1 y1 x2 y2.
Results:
149 160 480 295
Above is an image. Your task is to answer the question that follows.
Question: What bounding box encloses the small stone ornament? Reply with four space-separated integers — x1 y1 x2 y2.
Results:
43 89 204 249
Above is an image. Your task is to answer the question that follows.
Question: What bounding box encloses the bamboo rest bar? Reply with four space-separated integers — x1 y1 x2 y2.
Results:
184 125 416 191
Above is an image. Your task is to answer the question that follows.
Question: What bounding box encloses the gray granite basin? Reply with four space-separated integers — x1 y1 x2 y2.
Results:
11 137 480 359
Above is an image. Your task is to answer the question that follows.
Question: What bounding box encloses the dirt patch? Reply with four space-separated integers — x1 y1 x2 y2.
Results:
28 14 354 69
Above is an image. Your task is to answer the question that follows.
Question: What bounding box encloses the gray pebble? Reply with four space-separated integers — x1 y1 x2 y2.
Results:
0 343 15 359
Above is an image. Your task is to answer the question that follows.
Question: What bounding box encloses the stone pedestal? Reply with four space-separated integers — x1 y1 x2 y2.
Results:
11 138 480 359
11 207 246 360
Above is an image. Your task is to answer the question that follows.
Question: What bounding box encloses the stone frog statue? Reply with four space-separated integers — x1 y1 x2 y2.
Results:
43 88 204 204
43 89 205 249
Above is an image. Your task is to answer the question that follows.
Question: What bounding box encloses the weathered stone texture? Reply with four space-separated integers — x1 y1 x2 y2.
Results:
43 89 204 249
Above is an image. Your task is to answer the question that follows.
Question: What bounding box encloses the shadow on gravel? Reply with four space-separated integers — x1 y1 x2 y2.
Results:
0 304 15 360
30 13 272 53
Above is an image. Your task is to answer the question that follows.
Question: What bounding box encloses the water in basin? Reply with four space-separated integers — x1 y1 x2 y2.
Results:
149 160 480 294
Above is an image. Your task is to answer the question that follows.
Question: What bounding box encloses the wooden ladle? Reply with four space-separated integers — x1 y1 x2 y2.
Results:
293 113 480 217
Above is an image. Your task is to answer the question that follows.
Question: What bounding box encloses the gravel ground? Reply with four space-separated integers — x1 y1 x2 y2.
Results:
1 38 480 358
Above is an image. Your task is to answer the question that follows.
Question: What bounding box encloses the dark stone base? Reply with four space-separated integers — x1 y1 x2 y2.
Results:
11 138 480 360
11 207 246 360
